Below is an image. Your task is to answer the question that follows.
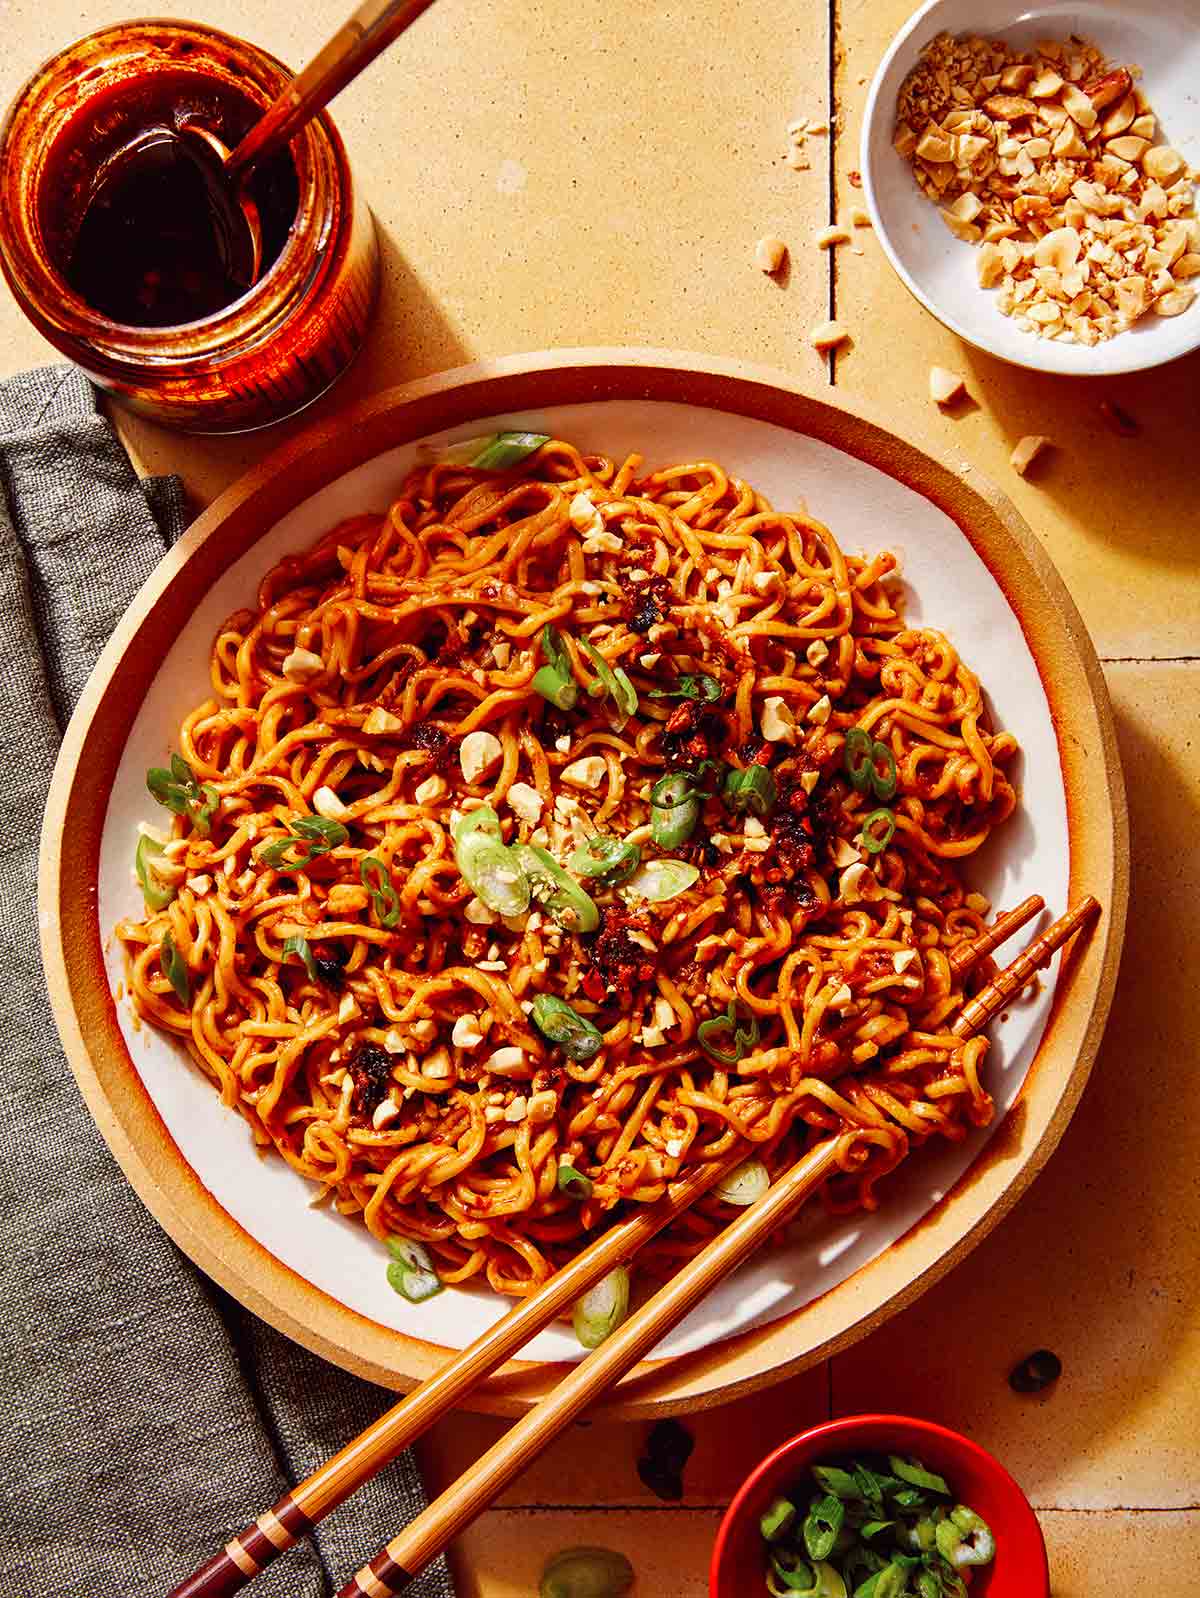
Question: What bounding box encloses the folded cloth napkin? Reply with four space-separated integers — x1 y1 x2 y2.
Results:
0 366 455 1598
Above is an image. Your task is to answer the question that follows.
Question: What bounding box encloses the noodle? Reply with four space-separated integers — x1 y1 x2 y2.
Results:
117 439 1019 1300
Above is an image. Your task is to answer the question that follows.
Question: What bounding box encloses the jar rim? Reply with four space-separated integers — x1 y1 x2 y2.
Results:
0 17 348 365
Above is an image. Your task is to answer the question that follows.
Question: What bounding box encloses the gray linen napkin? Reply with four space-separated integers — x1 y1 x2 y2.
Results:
0 366 455 1598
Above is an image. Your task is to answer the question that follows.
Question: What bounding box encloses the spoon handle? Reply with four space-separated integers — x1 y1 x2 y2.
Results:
225 0 437 181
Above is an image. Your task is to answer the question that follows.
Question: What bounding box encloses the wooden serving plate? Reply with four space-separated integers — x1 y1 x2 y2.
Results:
40 350 1128 1417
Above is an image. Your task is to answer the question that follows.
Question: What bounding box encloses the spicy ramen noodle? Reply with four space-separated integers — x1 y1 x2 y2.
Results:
118 436 1018 1302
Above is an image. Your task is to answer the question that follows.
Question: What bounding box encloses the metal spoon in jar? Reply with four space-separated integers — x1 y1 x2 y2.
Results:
85 0 436 291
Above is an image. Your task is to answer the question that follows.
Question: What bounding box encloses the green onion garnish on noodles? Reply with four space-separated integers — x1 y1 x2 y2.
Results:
623 859 700 902
713 1157 770 1207
423 431 551 469
696 999 760 1064
556 1162 594 1200
360 854 401 927
160 930 190 1007
649 673 722 704
451 806 531 917
386 1237 443 1303
146 753 219 837
282 934 319 983
568 835 641 885
530 994 604 1062
859 808 896 855
580 639 638 721
723 764 777 817
467 432 550 470
134 834 176 911
533 624 579 710
649 772 703 849
512 844 598 933
258 815 348 870
572 1265 629 1349
843 730 898 802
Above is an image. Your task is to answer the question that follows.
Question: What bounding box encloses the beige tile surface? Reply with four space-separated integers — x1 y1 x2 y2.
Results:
3 3 1197 1593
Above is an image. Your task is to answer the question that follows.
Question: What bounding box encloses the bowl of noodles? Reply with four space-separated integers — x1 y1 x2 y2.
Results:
42 350 1126 1413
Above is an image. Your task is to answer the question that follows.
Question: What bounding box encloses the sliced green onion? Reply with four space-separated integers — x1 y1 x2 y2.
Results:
946 1506 995 1566
259 815 349 870
533 663 579 710
452 806 530 916
135 834 176 911
723 763 777 817
623 859 700 902
648 674 721 703
760 1497 797 1543
534 624 578 710
457 837 531 917
160 930 190 1007
146 752 194 815
542 623 570 675
713 1157 770 1206
557 1162 594 1200
869 742 898 802
282 934 319 983
531 993 604 1061
386 1237 443 1303
572 1265 630 1348
859 1522 894 1541
859 809 895 855
650 797 699 849
568 835 641 884
539 1546 634 1598
768 1548 819 1594
512 844 599 933
888 1457 950 1497
146 755 219 836
866 1568 906 1598
696 999 760 1065
468 431 550 470
804 1494 845 1562
360 854 402 927
650 773 703 807
843 727 875 792
812 1466 863 1501
580 639 638 721
452 805 504 848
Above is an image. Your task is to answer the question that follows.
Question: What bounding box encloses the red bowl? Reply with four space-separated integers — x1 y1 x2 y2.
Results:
710 1414 1048 1598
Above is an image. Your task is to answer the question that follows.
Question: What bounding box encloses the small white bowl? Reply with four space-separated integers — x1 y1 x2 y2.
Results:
860 0 1200 375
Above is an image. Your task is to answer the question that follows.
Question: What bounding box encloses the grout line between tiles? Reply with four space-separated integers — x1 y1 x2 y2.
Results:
1100 655 1199 664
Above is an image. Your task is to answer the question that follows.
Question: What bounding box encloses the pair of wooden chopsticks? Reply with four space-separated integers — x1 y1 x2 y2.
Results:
171 892 1098 1598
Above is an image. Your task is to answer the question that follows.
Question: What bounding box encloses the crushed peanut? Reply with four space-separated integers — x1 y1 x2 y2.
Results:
810 319 850 351
1010 434 1049 476
755 235 788 274
895 32 1198 343
929 365 966 404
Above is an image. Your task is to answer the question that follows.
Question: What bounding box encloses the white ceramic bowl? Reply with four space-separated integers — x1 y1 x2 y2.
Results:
861 0 1200 375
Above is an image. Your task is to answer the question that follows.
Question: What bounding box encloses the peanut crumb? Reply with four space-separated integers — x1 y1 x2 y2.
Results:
810 319 850 351
1010 434 1050 476
755 235 788 274
929 366 966 404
